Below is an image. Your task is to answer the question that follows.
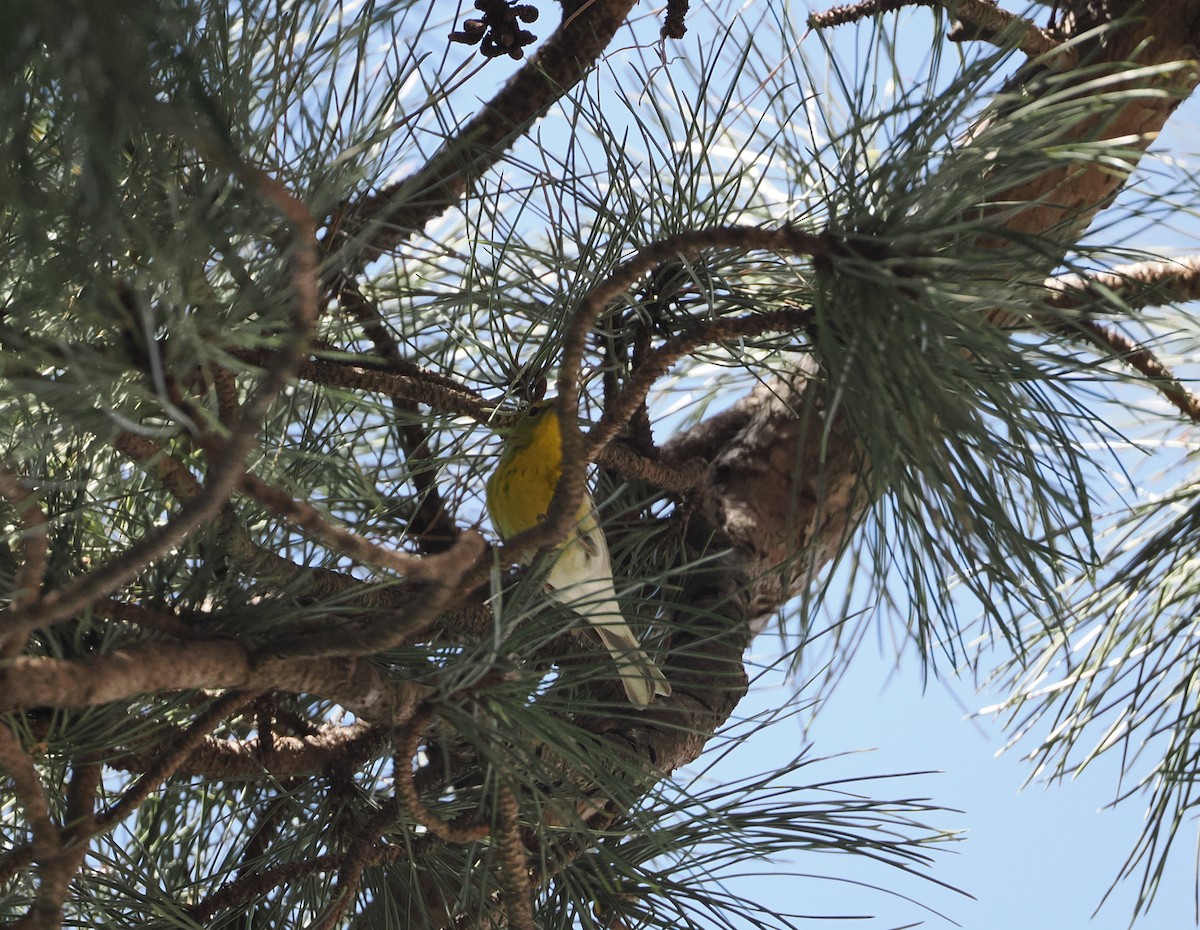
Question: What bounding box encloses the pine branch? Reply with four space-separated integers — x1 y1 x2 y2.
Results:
0 722 59 881
1071 319 1200 422
1047 254 1200 312
109 721 382 780
394 712 490 845
0 641 431 727
0 467 48 659
807 0 1077 69
338 0 640 268
496 785 536 930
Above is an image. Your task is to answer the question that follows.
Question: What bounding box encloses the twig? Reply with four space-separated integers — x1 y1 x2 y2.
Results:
91 598 197 640
28 761 103 930
1046 255 1200 312
496 784 536 930
64 760 102 836
808 0 1076 70
1071 319 1200 423
0 723 59 862
661 0 688 38
807 0 916 28
237 471 442 578
334 276 460 552
210 362 242 425
110 721 381 780
92 691 258 832
0 846 34 887
3 698 251 929
256 527 485 659
110 431 203 500
312 764 417 930
0 640 427 729
0 721 65 930
0 467 48 659
1042 258 1200 422
393 712 490 844
527 225 862 573
236 349 491 420
111 428 400 615
474 225 847 582
188 853 341 921
593 306 815 458
597 443 710 494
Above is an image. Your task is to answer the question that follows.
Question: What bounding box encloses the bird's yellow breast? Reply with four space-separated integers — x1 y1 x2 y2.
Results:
487 405 564 540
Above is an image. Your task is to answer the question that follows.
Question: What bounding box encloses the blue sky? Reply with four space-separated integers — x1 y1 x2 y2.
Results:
715 645 1198 929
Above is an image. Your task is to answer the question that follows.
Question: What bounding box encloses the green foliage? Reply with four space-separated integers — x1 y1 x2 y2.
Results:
2 0 1200 926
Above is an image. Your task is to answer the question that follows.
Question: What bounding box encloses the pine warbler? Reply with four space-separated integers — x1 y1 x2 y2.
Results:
486 400 671 706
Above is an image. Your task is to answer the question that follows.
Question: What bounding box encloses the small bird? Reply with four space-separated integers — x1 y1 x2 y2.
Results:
486 400 671 706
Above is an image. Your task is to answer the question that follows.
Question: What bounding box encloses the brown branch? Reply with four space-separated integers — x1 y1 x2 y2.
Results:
0 721 72 930
496 784 535 930
527 227 853 575
808 0 1077 69
941 0 1074 66
22 762 102 930
0 466 48 659
211 362 242 426
560 226 856 448
274 352 490 420
0 846 34 888
110 432 203 500
662 0 689 37
1046 255 1200 312
111 426 409 617
229 343 493 433
189 853 341 921
237 470 446 578
339 0 640 268
256 526 486 659
93 691 257 833
0 640 430 727
0 698 247 924
594 306 815 460
311 819 387 930
109 721 382 780
1070 319 1200 422
596 443 710 494
394 713 490 845
313 772 409 930
91 598 198 640
807 0 918 28
332 276 464 553
1035 258 1200 421
235 780 297 878
0 723 59 864
0 641 251 713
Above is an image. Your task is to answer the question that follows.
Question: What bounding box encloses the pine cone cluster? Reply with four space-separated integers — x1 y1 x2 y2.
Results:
449 0 539 59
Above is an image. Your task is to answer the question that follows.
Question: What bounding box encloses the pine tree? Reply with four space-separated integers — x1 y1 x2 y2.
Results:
3 0 1200 926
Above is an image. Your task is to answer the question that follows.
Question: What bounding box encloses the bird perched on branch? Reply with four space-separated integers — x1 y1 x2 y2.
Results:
486 400 671 706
